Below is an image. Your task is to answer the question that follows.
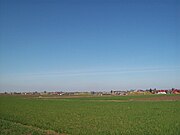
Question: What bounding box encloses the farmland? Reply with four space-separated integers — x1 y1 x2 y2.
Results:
0 95 180 135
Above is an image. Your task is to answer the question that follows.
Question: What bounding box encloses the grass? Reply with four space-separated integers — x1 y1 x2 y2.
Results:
0 95 180 135
0 119 54 135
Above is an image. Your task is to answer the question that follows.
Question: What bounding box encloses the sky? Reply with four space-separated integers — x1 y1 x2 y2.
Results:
0 0 180 92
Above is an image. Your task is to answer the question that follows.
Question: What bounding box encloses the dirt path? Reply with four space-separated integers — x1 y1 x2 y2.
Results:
35 95 180 102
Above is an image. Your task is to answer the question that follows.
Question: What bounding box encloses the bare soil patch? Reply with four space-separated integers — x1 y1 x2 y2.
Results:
132 95 180 101
90 95 180 102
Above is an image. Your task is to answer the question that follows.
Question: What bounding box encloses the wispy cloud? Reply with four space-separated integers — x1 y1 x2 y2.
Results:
21 66 180 77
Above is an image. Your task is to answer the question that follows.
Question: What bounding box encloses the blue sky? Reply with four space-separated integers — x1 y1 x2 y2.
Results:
0 0 180 92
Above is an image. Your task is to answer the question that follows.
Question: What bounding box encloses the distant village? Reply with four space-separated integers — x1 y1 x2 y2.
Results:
1 88 180 96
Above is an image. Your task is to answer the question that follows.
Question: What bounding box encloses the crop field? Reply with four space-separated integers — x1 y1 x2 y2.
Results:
0 94 180 135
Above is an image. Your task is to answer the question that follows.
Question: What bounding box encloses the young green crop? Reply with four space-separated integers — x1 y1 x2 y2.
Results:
0 95 180 135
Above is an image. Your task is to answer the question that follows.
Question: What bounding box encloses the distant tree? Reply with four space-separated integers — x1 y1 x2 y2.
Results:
149 88 152 93
153 88 157 94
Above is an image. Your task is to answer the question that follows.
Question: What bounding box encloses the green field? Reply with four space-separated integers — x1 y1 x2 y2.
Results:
0 95 180 135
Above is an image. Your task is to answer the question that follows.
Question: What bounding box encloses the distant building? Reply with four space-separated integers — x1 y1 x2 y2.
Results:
156 90 167 94
172 89 180 94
